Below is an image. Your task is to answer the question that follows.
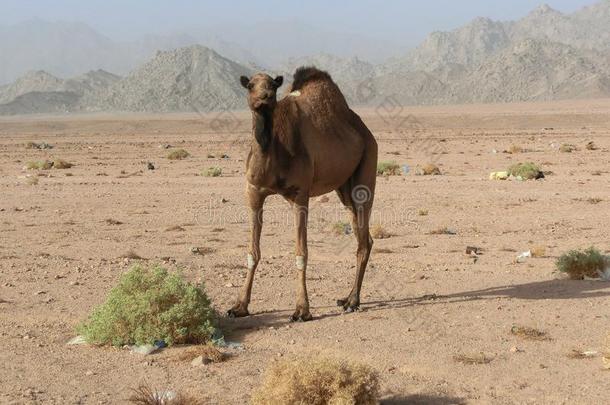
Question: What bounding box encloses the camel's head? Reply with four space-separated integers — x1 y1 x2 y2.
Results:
240 73 283 111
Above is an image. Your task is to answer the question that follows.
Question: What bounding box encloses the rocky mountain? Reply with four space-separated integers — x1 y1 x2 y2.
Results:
0 69 121 113
96 45 254 113
2 1 610 114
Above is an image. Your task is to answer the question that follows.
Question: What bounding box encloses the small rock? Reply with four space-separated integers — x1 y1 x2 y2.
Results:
147 162 155 170
191 355 212 366
67 336 87 345
289 339 296 345
220 198 229 203
225 283 235 288
85 370 95 376
316 195 330 203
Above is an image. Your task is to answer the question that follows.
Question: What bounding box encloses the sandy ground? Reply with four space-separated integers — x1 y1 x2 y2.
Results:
0 99 609 404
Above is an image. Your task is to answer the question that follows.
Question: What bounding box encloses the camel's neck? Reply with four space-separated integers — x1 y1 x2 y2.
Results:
251 107 273 152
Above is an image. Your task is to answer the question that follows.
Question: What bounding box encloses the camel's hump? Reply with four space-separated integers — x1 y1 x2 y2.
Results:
290 67 333 91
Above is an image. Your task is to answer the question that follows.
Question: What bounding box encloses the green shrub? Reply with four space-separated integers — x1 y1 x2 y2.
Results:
203 167 222 177
376 161 401 176
78 265 216 346
507 162 543 180
556 247 608 280
167 149 190 160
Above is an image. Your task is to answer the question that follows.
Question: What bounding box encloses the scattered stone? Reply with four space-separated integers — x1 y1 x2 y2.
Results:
191 355 212 366
147 162 155 170
316 195 330 203
67 335 87 345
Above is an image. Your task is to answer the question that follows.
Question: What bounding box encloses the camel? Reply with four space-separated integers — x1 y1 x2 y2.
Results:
227 67 378 321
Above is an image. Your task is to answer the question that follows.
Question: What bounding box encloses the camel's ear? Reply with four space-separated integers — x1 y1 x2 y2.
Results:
273 75 283 88
240 76 250 89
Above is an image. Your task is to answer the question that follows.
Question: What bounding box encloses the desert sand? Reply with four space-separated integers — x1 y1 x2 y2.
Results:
0 99 609 404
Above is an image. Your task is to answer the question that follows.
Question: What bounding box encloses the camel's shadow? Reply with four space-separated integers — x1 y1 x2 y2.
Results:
220 279 610 335
381 394 466 405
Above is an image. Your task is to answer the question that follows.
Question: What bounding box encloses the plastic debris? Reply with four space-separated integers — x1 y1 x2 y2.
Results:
489 171 509 180
127 340 166 355
516 251 532 263
67 335 87 345
401 164 410 175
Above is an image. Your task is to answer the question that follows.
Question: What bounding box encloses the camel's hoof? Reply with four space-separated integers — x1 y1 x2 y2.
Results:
337 297 360 313
289 310 313 323
226 307 250 318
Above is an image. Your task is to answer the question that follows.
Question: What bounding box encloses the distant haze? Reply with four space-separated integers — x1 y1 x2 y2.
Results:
0 0 599 62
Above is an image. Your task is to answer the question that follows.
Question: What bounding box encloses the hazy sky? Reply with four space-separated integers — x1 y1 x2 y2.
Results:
0 0 599 46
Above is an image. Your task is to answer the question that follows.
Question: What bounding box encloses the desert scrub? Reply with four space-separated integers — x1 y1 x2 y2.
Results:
376 161 400 176
251 356 380 405
416 163 441 176
167 149 190 160
370 224 391 239
559 143 576 153
78 265 216 346
52 159 73 169
507 162 543 180
26 160 53 170
26 159 73 170
203 167 222 177
332 220 352 235
556 247 608 280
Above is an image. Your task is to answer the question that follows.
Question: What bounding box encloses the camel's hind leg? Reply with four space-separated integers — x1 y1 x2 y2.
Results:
335 138 377 312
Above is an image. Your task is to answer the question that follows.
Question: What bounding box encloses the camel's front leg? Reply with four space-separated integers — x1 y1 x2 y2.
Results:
227 184 267 318
291 194 313 322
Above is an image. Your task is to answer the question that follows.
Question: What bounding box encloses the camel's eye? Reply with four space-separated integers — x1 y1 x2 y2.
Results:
247 83 254 90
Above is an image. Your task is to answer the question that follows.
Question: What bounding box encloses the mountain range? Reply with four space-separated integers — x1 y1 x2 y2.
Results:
1 1 609 115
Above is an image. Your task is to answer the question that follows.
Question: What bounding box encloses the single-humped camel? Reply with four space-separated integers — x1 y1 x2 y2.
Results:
228 67 378 321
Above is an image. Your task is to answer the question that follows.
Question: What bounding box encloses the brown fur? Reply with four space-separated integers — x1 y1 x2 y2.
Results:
231 67 378 321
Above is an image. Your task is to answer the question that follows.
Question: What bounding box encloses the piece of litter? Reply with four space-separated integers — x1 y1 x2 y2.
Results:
127 340 166 355
516 251 531 263
67 335 87 345
401 164 410 174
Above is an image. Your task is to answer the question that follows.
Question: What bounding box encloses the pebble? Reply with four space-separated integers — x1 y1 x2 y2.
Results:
191 355 211 367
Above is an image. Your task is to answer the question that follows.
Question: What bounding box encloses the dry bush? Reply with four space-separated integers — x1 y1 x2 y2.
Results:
418 209 429 216
511 326 551 341
429 226 456 235
530 246 546 258
167 149 190 160
376 161 401 176
251 356 380 405
129 384 204 405
416 164 441 176
556 247 607 280
174 344 225 364
53 159 73 169
370 224 391 239
507 144 523 154
26 160 53 170
203 167 222 177
559 144 576 153
453 353 493 365
105 218 124 225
